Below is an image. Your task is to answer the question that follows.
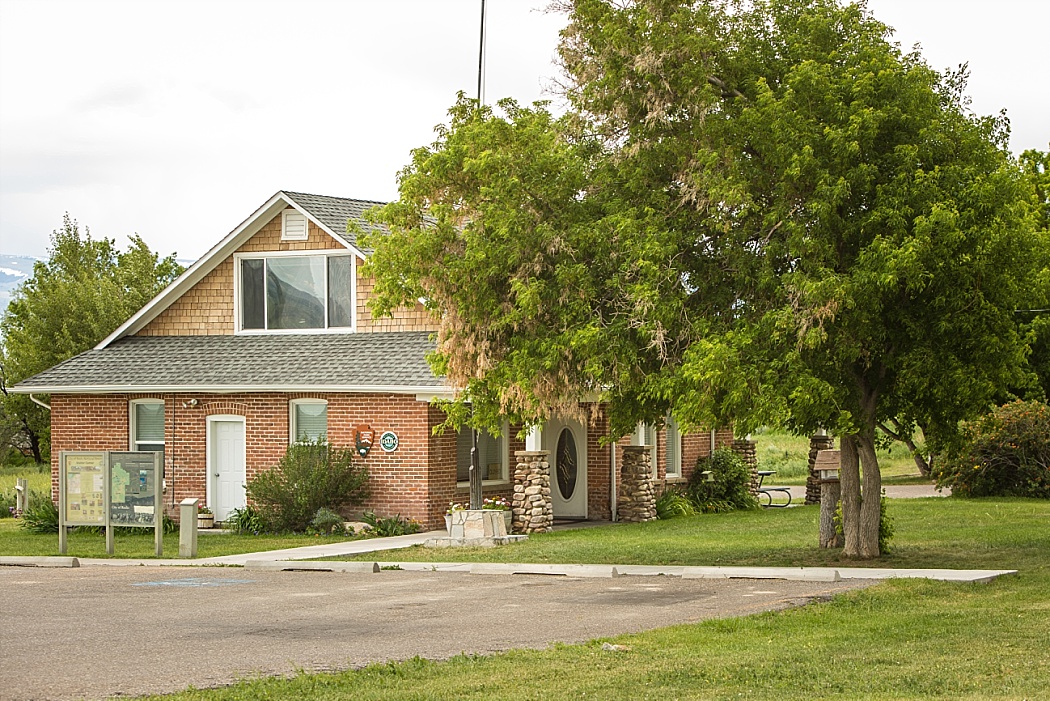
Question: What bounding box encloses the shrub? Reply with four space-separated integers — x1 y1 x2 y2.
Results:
19 494 59 534
227 504 268 534
655 488 697 519
934 400 1050 498
246 438 370 532
686 448 760 513
309 507 348 536
361 511 421 537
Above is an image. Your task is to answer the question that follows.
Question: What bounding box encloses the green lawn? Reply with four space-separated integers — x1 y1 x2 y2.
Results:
753 428 926 485
0 518 364 559
140 497 1049 700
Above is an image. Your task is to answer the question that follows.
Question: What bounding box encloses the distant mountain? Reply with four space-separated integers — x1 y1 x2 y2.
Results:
0 255 38 315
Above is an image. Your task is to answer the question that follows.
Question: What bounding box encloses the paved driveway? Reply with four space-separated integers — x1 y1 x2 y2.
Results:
0 566 867 700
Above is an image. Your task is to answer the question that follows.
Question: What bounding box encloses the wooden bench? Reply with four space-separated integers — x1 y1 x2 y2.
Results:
757 470 792 508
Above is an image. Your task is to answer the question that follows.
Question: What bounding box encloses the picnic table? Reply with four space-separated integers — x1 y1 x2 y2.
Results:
757 470 792 508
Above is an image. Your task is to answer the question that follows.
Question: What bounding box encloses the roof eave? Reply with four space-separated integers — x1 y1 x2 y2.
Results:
9 383 449 395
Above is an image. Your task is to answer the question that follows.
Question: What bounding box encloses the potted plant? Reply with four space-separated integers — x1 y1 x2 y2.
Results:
482 496 512 531
197 504 214 529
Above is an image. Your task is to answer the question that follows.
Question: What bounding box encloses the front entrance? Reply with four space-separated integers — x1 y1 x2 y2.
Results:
207 416 246 521
544 416 587 519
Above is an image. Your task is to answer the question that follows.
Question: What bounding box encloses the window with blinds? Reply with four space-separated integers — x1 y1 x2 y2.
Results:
291 401 327 443
132 401 164 452
666 416 682 478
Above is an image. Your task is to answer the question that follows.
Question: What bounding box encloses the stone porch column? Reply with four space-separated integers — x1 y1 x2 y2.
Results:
513 450 553 533
806 433 835 505
731 438 759 497
618 446 657 522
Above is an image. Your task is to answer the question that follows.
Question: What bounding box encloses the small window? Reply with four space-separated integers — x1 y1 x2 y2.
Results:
131 400 164 452
456 425 508 484
666 416 682 478
281 210 308 241
291 400 327 443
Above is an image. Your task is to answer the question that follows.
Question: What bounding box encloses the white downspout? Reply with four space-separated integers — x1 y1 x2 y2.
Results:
610 440 617 522
30 394 51 411
710 428 716 454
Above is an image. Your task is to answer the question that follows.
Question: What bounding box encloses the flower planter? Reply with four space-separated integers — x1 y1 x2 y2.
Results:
197 514 214 529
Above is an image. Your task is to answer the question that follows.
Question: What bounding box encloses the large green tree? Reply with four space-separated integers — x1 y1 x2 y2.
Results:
363 0 1042 558
0 215 183 462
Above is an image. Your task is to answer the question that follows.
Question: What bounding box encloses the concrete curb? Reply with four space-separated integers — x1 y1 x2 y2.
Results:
681 566 841 582
244 560 380 573
470 563 620 578
0 556 80 568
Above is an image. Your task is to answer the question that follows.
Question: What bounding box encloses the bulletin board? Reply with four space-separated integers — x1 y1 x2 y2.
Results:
59 452 107 526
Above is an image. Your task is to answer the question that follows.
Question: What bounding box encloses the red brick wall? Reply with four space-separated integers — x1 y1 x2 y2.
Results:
49 392 456 529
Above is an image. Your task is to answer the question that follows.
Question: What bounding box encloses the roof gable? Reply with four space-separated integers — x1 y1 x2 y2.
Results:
97 191 387 349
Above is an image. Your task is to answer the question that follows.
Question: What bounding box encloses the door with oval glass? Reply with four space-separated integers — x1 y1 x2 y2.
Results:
544 416 587 519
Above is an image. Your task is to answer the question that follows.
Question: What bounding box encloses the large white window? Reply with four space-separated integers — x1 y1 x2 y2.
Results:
456 424 508 485
290 400 328 443
237 252 353 332
666 416 682 479
130 400 164 453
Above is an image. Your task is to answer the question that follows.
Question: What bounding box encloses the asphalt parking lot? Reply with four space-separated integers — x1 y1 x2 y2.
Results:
0 565 869 701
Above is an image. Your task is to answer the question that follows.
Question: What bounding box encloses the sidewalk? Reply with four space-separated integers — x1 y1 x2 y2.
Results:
776 482 946 502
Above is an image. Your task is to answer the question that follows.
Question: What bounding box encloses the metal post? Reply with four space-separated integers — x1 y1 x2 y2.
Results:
469 428 482 510
154 452 163 557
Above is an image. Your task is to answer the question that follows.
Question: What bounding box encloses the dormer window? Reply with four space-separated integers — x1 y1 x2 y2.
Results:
281 210 308 241
236 252 353 332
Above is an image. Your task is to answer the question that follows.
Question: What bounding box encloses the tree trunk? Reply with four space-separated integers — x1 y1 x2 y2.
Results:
839 434 862 556
855 425 882 559
877 419 931 478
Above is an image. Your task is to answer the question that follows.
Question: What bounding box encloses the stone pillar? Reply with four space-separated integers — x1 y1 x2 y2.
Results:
731 438 759 497
512 450 553 534
806 433 835 505
618 446 657 522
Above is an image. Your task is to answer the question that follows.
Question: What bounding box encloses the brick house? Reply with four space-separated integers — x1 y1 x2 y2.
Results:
12 191 734 530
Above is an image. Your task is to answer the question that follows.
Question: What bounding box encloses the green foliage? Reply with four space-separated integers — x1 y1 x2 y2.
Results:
934 400 1050 498
245 438 370 533
18 495 58 534
685 448 759 514
308 508 349 536
654 488 696 519
0 214 182 462
360 511 421 537
226 504 268 535
364 1 1043 557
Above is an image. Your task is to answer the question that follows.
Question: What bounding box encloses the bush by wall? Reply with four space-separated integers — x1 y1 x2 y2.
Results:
686 447 759 513
246 438 370 532
934 400 1050 498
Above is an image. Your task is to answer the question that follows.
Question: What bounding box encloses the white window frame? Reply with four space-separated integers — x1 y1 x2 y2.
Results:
129 399 165 452
635 422 659 479
281 210 308 241
456 421 511 487
666 416 683 479
233 250 356 334
289 399 328 444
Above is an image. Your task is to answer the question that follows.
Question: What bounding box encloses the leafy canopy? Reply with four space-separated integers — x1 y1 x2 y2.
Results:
0 214 183 460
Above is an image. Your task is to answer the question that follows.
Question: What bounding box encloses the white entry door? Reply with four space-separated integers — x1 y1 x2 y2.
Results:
208 417 246 521
544 416 587 519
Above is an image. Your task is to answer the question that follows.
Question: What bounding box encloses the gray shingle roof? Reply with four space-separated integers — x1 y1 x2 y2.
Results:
281 191 387 253
13 332 443 393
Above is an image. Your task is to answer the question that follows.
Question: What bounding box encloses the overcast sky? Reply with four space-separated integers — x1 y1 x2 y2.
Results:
1 0 1047 261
